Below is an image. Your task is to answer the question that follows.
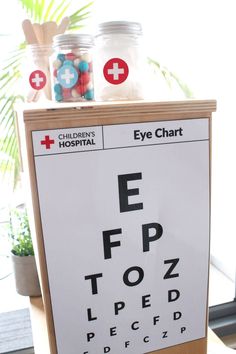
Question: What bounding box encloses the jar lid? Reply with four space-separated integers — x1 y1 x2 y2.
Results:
96 21 143 36
53 34 94 48
28 44 52 53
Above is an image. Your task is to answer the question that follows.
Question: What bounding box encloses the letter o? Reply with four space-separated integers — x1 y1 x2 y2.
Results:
123 266 144 287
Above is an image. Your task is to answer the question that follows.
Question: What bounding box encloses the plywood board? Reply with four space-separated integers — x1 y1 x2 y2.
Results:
20 100 216 354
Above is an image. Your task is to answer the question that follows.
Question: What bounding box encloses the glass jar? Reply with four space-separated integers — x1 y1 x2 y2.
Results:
94 21 145 101
50 34 94 102
26 44 53 102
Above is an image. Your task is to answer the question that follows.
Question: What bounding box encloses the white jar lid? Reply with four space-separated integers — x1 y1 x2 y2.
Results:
53 34 94 48
96 21 143 36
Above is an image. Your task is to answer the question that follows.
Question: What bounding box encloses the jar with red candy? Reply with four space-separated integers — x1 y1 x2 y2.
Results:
50 34 94 102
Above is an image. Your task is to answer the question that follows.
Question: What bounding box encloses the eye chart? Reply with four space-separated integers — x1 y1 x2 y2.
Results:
32 116 210 354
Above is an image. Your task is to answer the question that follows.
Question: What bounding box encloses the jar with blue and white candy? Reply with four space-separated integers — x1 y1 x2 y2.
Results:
50 34 94 102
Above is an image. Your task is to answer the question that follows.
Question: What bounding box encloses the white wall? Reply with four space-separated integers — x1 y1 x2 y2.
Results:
1 0 235 285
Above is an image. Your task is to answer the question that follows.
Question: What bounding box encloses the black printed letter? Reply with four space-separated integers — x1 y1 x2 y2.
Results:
87 333 95 342
87 308 97 321
114 301 125 315
142 294 151 308
103 228 122 259
164 258 179 279
84 273 103 295
168 289 180 302
142 223 163 252
123 266 144 287
118 173 143 212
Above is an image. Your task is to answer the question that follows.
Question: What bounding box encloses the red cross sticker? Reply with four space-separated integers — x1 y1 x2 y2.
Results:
41 135 55 149
103 58 129 85
29 70 47 90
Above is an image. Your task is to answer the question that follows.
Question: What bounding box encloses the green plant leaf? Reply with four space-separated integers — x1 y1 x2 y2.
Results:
49 0 70 21
0 92 23 185
55 2 71 23
69 2 93 28
44 0 56 21
8 207 34 256
69 12 91 27
19 0 34 18
69 1 93 18
0 98 17 130
147 57 194 99
37 0 46 21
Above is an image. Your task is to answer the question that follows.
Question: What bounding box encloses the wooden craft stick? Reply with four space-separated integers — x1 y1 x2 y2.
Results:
22 19 38 44
42 21 58 44
27 89 39 103
57 17 70 34
32 90 41 102
33 23 44 45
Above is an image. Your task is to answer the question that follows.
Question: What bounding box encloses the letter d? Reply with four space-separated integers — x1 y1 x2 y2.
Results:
173 311 182 320
168 289 180 302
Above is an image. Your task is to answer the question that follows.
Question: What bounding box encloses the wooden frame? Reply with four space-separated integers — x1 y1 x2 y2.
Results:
18 99 216 354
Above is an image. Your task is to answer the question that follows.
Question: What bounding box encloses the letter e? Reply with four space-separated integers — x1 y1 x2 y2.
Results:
118 173 143 212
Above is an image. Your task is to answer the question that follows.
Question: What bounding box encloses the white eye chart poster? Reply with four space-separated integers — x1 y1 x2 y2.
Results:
32 118 210 354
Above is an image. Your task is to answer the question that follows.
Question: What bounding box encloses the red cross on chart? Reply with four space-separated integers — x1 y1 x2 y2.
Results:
41 135 55 149
29 70 47 90
103 58 129 85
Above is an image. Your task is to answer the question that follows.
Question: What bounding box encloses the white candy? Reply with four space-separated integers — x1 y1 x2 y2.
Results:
73 58 81 67
88 72 93 83
73 49 82 57
53 59 62 69
86 81 93 90
71 88 81 98
81 52 91 63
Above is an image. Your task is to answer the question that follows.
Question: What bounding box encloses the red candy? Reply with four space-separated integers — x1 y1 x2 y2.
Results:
76 84 87 96
79 72 90 85
65 53 76 61
62 88 72 98
53 69 57 77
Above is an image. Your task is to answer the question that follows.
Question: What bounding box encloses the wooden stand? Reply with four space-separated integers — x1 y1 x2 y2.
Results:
18 100 216 354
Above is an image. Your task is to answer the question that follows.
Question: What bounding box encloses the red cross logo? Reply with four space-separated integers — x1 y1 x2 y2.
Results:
40 135 55 149
103 58 129 85
29 70 47 90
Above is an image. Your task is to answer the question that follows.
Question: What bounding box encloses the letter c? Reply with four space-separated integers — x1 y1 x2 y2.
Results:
131 321 139 330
